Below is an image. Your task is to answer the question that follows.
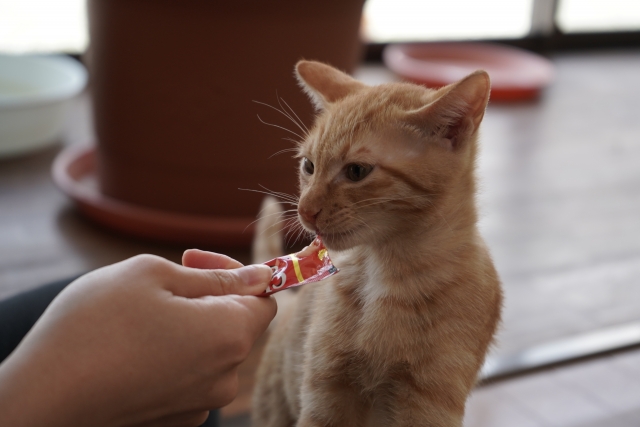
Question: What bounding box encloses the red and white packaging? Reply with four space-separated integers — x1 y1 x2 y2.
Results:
261 238 338 295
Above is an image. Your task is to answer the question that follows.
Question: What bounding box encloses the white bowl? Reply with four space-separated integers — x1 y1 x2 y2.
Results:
0 54 87 157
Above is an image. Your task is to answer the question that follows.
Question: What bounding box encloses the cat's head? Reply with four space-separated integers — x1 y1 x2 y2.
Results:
294 61 490 251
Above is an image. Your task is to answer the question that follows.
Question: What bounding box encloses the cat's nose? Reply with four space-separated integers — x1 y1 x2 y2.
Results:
298 207 321 227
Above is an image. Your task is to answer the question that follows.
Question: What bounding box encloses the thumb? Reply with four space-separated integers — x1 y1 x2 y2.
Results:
172 264 272 298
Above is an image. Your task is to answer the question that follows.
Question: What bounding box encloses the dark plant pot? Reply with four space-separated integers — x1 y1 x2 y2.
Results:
87 0 365 220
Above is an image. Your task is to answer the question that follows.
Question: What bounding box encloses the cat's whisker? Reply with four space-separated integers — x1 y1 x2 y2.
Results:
260 201 298 212
354 194 435 210
256 203 296 218
244 209 298 233
256 114 305 140
361 200 418 209
344 214 375 236
294 223 312 246
285 229 295 248
275 92 309 137
286 217 311 247
284 221 300 247
286 218 304 246
258 184 299 203
282 137 303 146
253 98 307 135
353 196 410 206
253 99 308 138
353 194 434 206
262 216 298 241
255 211 297 226
349 215 372 232
265 218 300 242
238 188 299 206
274 97 307 136
297 231 312 247
274 213 298 229
268 147 300 159
253 98 297 126
278 96 310 135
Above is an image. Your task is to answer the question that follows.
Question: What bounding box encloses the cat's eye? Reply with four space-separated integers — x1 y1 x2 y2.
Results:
346 164 373 182
302 157 314 175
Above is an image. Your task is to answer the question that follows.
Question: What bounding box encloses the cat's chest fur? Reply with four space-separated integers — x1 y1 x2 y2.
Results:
309 250 435 381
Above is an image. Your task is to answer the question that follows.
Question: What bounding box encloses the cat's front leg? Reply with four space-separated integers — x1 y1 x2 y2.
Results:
385 380 465 427
387 400 463 427
296 375 368 427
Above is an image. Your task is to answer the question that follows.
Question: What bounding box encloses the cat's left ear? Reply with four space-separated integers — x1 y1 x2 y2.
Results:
296 60 367 110
406 70 491 150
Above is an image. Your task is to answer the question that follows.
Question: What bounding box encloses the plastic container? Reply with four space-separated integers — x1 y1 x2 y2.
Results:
383 42 554 101
0 54 87 157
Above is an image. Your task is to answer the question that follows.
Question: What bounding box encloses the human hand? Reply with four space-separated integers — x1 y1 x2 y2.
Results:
0 253 276 427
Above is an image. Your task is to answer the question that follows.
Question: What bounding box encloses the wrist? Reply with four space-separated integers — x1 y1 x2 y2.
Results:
0 348 76 427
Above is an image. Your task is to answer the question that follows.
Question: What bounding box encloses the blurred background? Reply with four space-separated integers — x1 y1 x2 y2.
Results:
1 1 640 426
2 0 640 52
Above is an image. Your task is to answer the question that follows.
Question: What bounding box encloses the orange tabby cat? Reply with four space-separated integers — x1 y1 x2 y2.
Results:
252 61 502 427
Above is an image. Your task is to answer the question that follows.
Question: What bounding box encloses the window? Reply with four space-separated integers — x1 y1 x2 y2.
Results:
363 0 534 42
557 0 640 33
0 0 87 53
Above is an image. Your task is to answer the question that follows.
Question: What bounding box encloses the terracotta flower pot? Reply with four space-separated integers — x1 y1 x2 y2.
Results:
87 0 365 222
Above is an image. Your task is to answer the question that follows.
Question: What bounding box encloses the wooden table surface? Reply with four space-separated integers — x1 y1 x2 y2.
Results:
2 51 640 426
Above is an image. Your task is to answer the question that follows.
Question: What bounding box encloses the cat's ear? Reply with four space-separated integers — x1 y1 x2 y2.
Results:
295 60 366 110
405 70 491 150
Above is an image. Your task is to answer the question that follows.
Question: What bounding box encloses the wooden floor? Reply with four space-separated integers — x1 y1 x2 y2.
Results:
463 50 640 356
2 49 640 427
466 348 640 427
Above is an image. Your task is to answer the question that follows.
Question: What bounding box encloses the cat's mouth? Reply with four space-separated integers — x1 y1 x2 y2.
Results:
317 226 364 250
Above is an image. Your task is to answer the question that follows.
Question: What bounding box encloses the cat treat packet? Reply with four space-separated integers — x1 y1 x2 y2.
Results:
261 238 338 295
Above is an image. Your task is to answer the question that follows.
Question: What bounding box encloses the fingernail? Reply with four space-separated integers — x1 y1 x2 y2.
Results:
237 264 272 287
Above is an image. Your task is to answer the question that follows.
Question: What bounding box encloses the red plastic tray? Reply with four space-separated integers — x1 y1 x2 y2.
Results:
383 42 554 101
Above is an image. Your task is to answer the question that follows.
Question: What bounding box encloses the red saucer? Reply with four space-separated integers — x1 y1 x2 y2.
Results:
52 145 256 247
383 42 554 101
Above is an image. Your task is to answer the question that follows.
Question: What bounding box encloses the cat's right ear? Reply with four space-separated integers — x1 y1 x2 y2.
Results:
295 60 366 110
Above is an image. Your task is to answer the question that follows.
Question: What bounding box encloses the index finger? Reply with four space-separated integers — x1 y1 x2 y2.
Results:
172 264 273 298
182 250 244 270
